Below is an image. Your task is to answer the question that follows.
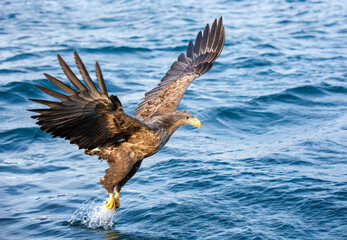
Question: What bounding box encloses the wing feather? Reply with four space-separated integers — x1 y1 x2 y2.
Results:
186 42 194 60
33 85 69 101
43 73 77 95
134 17 225 122
194 31 202 57
30 52 152 151
57 54 88 92
73 51 100 96
208 19 217 50
95 61 108 96
200 24 210 54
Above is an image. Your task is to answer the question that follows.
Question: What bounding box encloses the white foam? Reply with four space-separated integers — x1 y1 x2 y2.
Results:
68 198 116 230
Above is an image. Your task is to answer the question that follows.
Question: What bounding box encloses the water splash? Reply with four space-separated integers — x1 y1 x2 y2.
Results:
68 198 116 230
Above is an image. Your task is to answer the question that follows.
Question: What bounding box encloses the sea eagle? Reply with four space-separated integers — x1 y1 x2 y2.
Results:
29 17 225 209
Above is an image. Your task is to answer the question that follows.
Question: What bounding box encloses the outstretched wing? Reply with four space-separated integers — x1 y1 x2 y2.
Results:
134 17 225 122
29 51 151 150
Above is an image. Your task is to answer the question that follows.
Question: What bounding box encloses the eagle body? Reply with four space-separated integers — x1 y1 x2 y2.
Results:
90 110 196 193
29 17 225 209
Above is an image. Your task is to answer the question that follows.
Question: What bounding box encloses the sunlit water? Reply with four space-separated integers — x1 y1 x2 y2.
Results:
1 0 346 239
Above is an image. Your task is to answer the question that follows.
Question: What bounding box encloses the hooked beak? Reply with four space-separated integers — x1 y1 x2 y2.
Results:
189 118 201 128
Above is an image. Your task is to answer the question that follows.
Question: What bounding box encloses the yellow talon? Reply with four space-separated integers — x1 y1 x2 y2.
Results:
114 191 120 209
105 192 120 209
105 193 115 209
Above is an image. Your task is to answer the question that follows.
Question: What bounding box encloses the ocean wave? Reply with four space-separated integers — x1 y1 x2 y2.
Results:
234 57 273 68
0 127 45 153
1 53 39 63
253 83 347 106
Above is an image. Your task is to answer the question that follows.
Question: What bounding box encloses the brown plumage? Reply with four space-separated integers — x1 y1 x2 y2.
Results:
29 17 225 209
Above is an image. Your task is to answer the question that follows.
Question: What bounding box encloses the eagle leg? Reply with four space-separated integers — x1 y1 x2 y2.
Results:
102 160 143 209
100 167 123 209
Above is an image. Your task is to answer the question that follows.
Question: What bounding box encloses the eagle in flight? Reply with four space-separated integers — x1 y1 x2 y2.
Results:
29 17 225 209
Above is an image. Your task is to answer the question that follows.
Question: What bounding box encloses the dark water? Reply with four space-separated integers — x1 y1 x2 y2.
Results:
1 0 347 239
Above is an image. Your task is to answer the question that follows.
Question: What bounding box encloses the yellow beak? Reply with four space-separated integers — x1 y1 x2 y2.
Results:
190 118 201 128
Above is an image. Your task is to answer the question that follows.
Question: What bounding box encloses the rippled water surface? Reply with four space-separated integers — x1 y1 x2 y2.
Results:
1 0 347 239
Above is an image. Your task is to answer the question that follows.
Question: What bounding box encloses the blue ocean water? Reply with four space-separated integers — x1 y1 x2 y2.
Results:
1 0 346 239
